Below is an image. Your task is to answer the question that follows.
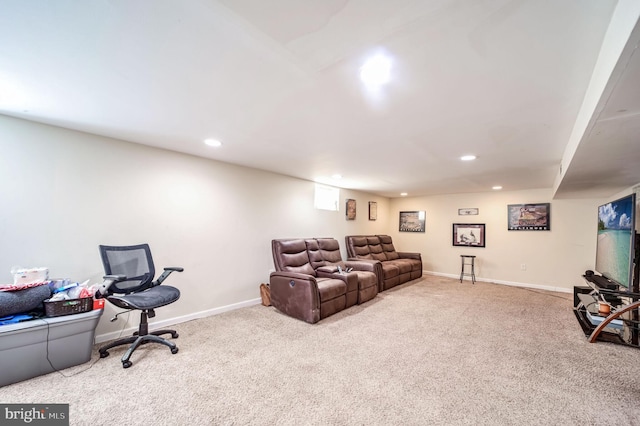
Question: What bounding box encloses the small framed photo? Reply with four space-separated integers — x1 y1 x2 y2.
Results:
346 199 356 220
453 223 485 247
458 208 479 216
507 203 550 231
368 201 377 221
399 211 425 232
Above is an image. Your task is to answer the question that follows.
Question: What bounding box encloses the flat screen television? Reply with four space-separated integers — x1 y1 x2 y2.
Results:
595 193 636 289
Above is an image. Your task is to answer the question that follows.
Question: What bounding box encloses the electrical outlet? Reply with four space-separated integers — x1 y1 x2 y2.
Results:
520 263 526 271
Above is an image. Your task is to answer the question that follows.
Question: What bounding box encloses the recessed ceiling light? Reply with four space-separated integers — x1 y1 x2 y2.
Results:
400 192 408 196
360 54 392 87
331 174 343 180
492 186 502 190
460 155 476 161
204 138 222 147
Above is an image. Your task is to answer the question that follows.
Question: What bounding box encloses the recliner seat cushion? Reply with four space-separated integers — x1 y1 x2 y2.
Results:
387 259 412 274
381 263 399 279
316 278 347 301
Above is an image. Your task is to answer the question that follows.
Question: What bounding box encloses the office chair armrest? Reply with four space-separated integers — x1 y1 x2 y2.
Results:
95 274 127 298
155 267 184 285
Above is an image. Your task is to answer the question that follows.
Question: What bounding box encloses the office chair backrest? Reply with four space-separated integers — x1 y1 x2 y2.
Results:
99 244 156 294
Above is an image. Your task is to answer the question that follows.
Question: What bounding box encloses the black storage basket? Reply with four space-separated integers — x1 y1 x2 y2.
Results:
44 297 93 317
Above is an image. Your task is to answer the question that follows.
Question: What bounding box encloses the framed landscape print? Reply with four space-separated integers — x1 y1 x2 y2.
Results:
346 199 356 220
399 211 425 232
507 203 550 231
453 223 485 247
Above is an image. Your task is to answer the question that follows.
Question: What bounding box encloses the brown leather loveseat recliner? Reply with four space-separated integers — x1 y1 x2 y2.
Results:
270 238 379 323
345 235 422 291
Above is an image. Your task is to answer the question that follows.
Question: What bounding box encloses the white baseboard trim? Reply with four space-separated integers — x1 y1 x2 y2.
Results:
95 297 263 344
423 270 572 294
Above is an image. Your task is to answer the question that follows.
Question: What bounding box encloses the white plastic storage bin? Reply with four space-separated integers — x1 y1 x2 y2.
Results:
0 309 102 387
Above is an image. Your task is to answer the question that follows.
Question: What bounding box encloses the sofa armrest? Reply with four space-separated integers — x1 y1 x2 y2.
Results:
317 265 339 273
344 259 381 273
397 252 421 260
346 258 384 290
269 272 321 324
316 270 358 293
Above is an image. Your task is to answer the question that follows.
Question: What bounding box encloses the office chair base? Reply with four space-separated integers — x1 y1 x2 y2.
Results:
99 330 179 368
134 329 179 339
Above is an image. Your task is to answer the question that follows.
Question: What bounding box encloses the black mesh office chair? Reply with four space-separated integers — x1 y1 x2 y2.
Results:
97 244 183 368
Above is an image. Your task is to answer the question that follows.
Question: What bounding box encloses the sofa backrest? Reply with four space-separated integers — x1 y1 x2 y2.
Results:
272 239 316 276
345 236 365 258
316 238 343 264
304 239 326 270
345 235 400 261
274 238 348 274
307 238 347 269
378 235 400 260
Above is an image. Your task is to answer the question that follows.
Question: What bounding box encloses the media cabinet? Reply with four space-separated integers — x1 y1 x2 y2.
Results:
573 276 640 348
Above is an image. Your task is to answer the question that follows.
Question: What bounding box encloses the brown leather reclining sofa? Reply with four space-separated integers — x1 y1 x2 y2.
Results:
270 238 379 323
345 235 422 291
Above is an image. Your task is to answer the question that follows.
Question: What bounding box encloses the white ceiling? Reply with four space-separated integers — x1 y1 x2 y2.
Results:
1 0 639 199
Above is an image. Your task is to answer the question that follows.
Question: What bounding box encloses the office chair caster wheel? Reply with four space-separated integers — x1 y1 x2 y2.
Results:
171 347 179 354
99 351 109 358
122 360 133 369
171 332 179 338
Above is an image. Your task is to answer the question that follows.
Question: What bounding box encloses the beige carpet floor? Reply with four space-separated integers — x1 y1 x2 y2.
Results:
1 276 639 425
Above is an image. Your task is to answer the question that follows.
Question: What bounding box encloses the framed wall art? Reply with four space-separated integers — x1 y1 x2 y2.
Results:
507 203 550 231
346 199 356 220
453 223 485 247
368 201 377 221
458 208 479 216
399 211 425 232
